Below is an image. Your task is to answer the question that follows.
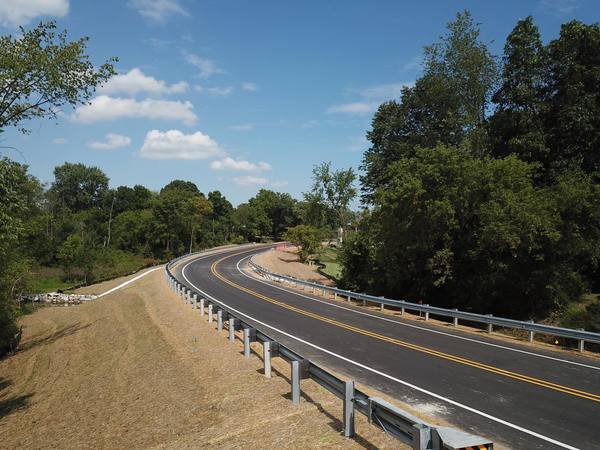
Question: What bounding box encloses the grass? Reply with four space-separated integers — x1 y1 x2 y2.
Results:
316 247 342 280
29 267 75 293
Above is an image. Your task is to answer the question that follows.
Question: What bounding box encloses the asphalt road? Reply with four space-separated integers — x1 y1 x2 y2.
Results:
173 245 600 449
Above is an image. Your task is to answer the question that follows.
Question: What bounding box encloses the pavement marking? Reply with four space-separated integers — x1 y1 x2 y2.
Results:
180 254 579 450
211 250 600 404
236 255 600 372
97 267 162 298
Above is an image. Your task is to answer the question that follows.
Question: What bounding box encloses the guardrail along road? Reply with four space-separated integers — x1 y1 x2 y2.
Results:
172 245 600 449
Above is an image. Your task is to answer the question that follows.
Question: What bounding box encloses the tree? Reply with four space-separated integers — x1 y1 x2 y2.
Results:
233 203 271 242
49 163 109 212
0 158 41 354
57 234 86 280
305 162 356 240
283 225 323 262
248 189 298 240
361 11 497 201
545 20 600 177
0 21 115 134
488 17 548 168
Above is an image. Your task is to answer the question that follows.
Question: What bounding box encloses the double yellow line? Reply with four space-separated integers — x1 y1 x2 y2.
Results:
210 250 600 404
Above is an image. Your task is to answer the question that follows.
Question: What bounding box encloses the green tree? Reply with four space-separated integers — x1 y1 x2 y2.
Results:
545 20 600 176
232 203 271 242
361 11 497 201
247 189 298 240
488 16 547 167
57 234 86 280
304 162 356 239
0 158 41 353
283 225 323 262
0 21 115 134
49 162 109 212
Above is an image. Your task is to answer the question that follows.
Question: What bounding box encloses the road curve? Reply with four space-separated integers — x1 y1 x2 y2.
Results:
173 245 600 449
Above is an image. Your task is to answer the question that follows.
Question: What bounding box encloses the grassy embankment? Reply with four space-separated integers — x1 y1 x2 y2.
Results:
315 246 342 281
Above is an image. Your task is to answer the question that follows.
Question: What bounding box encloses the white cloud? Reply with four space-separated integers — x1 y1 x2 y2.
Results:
301 120 319 129
327 102 379 115
99 68 188 96
538 0 580 15
139 129 225 160
270 180 289 188
72 95 197 125
228 123 255 131
52 137 67 145
185 53 224 79
128 0 188 23
242 82 258 92
88 133 131 150
0 0 68 27
211 157 271 172
233 175 269 187
360 82 412 100
328 81 413 115
194 85 233 96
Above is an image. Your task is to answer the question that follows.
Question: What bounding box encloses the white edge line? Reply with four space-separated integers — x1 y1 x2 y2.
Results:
237 255 600 372
97 267 162 298
179 255 579 450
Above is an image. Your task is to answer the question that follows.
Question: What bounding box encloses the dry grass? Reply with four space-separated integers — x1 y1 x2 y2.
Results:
255 247 335 286
0 268 405 449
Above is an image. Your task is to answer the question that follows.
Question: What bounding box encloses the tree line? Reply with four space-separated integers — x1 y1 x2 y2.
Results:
340 12 600 330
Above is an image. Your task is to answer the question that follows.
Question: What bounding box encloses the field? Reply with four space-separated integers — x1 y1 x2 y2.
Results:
316 246 342 280
0 267 402 449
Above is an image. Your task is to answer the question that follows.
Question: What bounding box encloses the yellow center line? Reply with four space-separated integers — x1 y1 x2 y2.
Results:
210 249 600 404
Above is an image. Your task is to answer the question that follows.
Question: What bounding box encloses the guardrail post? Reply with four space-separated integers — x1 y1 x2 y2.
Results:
453 309 458 327
424 307 429 321
217 310 223 332
243 328 256 358
334 292 337 301
228 318 236 342
412 423 432 450
199 298 205 316
400 305 405 315
208 304 213 324
380 303 384 312
487 315 493 334
343 380 355 438
528 320 535 343
347 295 352 303
192 294 197 309
362 298 367 307
578 329 585 352
290 360 309 405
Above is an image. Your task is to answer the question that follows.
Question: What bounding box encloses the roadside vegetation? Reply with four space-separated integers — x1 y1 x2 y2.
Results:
3 11 600 355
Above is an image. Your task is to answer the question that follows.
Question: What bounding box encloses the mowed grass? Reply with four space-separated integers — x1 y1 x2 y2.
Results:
317 247 342 280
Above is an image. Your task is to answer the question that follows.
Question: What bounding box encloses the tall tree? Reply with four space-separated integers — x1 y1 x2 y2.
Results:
361 11 497 202
0 21 115 134
49 163 109 212
488 17 548 167
305 162 356 238
545 20 600 177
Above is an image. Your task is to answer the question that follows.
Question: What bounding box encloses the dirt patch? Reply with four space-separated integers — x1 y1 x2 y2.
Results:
0 267 404 449
254 247 335 286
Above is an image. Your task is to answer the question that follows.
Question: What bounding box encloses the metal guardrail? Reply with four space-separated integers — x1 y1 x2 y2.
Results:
165 252 494 450
248 254 600 352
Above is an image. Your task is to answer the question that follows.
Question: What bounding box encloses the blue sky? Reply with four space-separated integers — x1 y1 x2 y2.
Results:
1 0 598 205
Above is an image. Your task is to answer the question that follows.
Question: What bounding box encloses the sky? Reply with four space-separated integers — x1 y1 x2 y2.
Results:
1 0 598 205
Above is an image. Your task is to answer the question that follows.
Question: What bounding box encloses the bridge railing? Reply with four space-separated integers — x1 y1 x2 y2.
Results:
165 254 494 450
247 254 600 352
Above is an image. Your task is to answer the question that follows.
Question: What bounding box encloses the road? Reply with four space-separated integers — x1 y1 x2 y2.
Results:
173 245 600 449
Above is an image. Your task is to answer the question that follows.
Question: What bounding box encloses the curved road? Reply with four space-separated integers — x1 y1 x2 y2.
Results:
173 245 600 449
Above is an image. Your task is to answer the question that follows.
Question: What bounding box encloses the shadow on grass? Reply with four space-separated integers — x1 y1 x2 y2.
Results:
0 378 33 419
19 322 92 352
